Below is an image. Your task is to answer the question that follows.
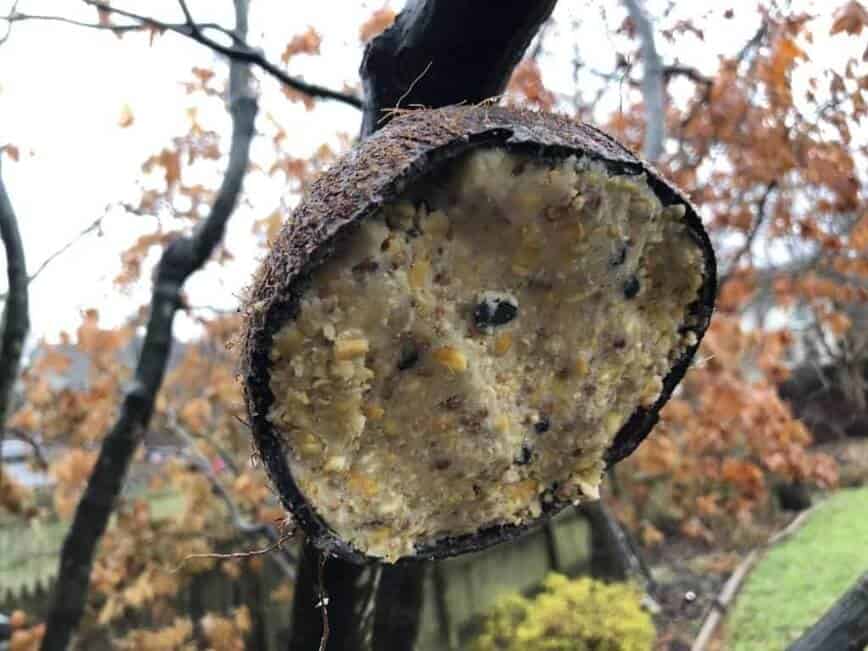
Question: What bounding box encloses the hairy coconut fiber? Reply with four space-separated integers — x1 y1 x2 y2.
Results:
240 105 716 563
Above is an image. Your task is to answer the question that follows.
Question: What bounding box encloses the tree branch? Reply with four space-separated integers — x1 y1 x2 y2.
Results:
167 414 296 578
623 0 665 161
0 0 20 45
359 0 558 135
3 2 361 109
787 572 868 651
0 158 30 432
82 0 361 109
718 182 777 290
39 5 258 647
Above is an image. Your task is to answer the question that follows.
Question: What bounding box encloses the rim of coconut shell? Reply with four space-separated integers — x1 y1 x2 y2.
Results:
240 105 717 564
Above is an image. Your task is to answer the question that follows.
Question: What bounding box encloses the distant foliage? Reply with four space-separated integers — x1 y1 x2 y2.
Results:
618 315 838 546
471 574 655 651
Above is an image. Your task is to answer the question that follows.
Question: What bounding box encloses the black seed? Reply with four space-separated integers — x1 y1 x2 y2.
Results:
613 337 627 350
515 443 533 465
397 342 419 370
433 458 451 471
474 294 518 329
352 258 379 274
534 416 551 434
623 275 640 299
610 244 628 267
441 395 464 410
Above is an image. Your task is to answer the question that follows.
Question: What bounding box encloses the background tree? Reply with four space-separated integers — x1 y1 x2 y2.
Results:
0 1 865 650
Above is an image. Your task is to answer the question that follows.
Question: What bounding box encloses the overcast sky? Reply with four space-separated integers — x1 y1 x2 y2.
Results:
0 0 859 346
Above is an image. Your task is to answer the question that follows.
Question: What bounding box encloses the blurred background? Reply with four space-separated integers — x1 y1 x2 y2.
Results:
0 1 866 649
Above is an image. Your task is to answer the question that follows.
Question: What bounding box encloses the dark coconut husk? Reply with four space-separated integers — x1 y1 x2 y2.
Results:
240 105 717 564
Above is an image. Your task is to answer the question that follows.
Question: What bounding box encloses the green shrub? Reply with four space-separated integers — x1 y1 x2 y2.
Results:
470 574 655 651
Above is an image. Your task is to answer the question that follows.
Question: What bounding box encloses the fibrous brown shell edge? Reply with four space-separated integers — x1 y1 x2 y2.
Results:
240 105 717 563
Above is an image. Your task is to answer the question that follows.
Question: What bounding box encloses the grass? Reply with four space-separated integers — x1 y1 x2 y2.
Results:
726 486 868 650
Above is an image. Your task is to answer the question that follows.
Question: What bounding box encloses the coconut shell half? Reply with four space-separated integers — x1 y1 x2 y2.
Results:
240 105 716 563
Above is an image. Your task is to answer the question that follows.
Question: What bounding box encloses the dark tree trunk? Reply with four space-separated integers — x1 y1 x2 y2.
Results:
289 541 380 651
579 499 654 590
360 0 558 135
372 564 428 651
787 572 868 651
288 2 557 649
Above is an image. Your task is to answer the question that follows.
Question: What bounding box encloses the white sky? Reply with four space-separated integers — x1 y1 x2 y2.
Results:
0 0 861 345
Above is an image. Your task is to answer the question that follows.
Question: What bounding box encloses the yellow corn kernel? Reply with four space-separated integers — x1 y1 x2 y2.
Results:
323 456 348 472
425 210 450 237
639 376 662 407
334 337 369 360
512 247 540 276
368 526 393 546
604 412 623 436
408 258 430 289
333 397 360 413
363 404 385 421
520 223 545 249
493 414 510 434
559 220 585 244
432 346 467 373
574 356 590 376
348 471 379 497
514 190 545 216
383 419 400 437
296 433 323 458
493 332 513 356
274 327 304 357
505 479 538 502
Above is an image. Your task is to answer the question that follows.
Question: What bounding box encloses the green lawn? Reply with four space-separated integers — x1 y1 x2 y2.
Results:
726 486 868 650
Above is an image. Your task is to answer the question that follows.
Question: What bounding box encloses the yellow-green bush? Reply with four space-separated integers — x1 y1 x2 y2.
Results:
470 574 655 651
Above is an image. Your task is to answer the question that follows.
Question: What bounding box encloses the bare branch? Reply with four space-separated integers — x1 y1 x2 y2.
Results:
27 216 104 288
787 572 868 651
3 11 161 34
166 413 296 578
623 0 665 161
0 0 20 45
3 427 49 470
3 3 360 109
718 182 777 290
0 158 30 431
39 4 258 646
81 0 362 109
176 0 194 27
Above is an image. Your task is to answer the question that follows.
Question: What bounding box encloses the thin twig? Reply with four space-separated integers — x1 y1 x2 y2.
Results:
0 0 20 45
39 4 258 646
3 3 360 109
27 216 104 287
170 530 294 573
318 552 330 651
3 427 49 470
719 181 777 290
3 11 170 34
166 413 296 573
395 61 433 111
81 0 362 109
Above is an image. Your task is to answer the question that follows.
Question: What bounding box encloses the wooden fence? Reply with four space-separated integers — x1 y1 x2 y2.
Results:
1 509 590 650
